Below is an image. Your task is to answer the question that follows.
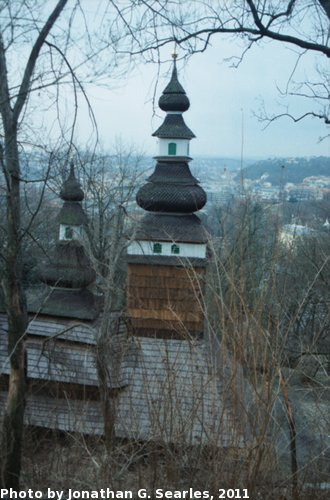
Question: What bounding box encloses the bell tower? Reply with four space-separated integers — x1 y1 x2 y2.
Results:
127 56 208 339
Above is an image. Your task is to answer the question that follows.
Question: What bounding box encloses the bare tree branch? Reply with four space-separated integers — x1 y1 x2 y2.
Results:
13 0 68 123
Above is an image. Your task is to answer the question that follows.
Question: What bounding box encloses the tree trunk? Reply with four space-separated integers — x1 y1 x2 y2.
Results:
0 127 28 490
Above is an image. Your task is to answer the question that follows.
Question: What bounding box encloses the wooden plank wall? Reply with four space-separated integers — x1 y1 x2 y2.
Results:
127 264 205 338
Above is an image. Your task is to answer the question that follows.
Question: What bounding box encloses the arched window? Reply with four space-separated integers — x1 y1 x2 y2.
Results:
168 142 177 155
65 226 74 240
171 244 180 255
153 242 162 254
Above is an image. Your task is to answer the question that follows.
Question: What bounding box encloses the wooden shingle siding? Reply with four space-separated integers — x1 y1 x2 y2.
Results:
127 317 204 332
128 297 201 312
129 286 201 301
129 275 201 289
129 264 205 277
128 264 205 336
128 308 202 323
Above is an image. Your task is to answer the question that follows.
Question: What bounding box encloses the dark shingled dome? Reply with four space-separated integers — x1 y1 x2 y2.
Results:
136 160 206 213
147 160 199 184
60 160 84 201
159 61 190 112
136 183 206 213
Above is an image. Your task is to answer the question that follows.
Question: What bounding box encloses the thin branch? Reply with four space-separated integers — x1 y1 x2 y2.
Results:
13 0 68 123
262 111 330 126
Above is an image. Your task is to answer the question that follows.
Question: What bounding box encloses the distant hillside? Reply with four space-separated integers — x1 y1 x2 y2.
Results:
241 156 329 185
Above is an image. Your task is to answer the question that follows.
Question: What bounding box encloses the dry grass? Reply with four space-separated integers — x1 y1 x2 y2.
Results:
19 427 329 499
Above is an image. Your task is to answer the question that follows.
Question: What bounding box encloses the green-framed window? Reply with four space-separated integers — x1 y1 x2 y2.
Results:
168 142 177 155
171 243 180 255
153 242 162 254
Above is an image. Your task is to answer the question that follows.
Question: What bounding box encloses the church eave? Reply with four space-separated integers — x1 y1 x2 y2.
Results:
152 114 195 139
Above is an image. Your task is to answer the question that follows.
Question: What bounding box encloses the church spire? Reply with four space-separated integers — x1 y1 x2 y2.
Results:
158 57 190 113
136 58 206 217
39 158 95 291
60 159 84 202
127 60 208 339
58 159 87 241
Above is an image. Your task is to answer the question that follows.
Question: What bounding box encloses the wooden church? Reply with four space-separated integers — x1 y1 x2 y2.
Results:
0 57 241 446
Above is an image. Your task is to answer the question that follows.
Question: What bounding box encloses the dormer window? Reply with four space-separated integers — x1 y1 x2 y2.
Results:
171 243 180 255
60 224 83 241
65 226 74 240
168 142 177 155
153 242 162 254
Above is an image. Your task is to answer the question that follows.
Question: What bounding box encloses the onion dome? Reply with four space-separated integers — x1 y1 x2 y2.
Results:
158 60 190 112
136 160 206 213
60 159 84 201
58 160 87 226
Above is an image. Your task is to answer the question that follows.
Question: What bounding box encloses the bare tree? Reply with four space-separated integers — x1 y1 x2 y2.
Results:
0 0 126 488
0 1 69 488
79 144 145 274
110 0 330 125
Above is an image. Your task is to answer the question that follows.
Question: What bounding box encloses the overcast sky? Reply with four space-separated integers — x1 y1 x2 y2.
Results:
32 14 329 163
79 35 329 161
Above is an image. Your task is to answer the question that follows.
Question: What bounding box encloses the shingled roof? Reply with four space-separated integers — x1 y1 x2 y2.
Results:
0 313 131 389
114 336 240 445
0 313 244 447
152 114 195 139
27 286 100 321
134 213 209 243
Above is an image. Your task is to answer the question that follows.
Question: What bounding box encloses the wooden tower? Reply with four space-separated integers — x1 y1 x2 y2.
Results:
38 160 98 319
127 56 208 339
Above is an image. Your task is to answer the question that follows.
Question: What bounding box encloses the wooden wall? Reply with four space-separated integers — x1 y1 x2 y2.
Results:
127 264 205 338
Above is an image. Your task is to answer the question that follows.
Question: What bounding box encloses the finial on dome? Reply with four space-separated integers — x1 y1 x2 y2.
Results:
171 41 178 61
69 158 75 178
60 157 84 202
67 147 75 177
157 50 190 113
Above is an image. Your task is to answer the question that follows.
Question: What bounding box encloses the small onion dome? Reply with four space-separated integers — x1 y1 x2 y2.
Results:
60 160 84 201
40 241 96 288
159 61 190 112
